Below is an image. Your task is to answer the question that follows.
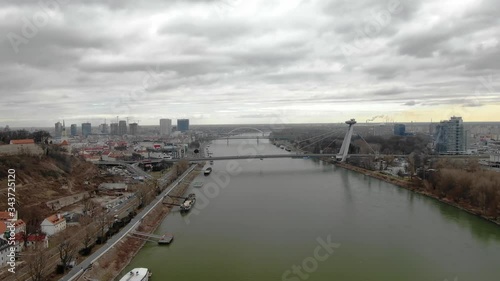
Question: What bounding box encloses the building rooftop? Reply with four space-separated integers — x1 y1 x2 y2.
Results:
0 211 16 221
99 183 128 190
10 139 35 145
44 214 65 225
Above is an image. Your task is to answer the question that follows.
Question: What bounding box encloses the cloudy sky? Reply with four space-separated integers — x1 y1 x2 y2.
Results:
0 0 499 127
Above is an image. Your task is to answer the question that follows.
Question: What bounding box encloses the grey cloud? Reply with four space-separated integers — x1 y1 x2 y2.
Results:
1 0 499 126
373 87 406 96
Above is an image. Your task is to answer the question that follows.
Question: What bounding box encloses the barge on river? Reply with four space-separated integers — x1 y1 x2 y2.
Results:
180 193 196 212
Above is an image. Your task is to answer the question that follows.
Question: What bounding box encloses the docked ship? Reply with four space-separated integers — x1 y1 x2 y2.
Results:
180 193 196 212
204 167 212 176
119 268 151 281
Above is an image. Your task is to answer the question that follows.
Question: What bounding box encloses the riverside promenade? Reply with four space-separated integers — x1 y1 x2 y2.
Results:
59 164 197 281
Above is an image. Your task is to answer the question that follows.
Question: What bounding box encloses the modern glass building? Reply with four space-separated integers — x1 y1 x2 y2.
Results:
129 123 138 135
177 119 189 132
70 124 77 136
119 120 127 135
435 116 466 154
54 122 63 138
82 123 92 138
394 124 406 136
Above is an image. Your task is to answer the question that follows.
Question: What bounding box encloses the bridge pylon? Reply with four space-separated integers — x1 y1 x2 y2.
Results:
337 119 357 162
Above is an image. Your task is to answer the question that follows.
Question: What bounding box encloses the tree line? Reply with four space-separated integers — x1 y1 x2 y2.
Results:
423 159 500 219
0 130 51 144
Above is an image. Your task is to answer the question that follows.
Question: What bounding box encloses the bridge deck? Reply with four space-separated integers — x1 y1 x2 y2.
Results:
95 153 489 165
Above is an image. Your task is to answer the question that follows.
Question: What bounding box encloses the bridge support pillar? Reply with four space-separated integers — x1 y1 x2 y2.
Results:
337 119 357 162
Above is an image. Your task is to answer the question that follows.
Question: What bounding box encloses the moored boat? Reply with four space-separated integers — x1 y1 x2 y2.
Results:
204 167 212 175
180 193 196 212
119 268 151 281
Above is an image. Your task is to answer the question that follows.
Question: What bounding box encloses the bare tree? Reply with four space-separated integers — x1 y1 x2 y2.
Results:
407 152 416 179
56 232 78 273
82 194 97 216
177 159 189 175
18 204 43 247
79 216 96 256
27 245 48 281
95 209 111 243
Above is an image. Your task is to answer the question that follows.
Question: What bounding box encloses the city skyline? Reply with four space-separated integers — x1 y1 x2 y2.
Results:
1 0 499 127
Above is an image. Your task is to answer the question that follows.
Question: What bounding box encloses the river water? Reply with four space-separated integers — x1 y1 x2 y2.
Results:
119 138 500 281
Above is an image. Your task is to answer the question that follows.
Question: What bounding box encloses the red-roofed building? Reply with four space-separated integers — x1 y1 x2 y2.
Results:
41 214 66 236
9 139 35 145
1 220 26 256
1 139 43 156
26 234 49 248
0 211 16 221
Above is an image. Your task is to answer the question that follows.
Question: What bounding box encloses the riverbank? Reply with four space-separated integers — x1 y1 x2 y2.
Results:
82 164 203 281
335 161 500 227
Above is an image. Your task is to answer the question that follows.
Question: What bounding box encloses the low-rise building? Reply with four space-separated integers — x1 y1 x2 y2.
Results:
0 139 43 156
24 234 49 248
0 211 16 221
98 183 128 192
41 214 66 236
0 238 13 268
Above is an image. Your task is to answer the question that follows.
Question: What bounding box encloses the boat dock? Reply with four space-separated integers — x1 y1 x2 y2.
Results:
129 230 174 245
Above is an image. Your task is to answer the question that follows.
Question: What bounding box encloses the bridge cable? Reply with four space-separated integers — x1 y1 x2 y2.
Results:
295 129 344 144
297 131 342 152
297 127 343 143
356 133 377 155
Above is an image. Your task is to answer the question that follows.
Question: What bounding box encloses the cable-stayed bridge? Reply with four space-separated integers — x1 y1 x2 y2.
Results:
97 119 366 165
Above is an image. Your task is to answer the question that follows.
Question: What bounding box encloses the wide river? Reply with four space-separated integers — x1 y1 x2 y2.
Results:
119 138 500 281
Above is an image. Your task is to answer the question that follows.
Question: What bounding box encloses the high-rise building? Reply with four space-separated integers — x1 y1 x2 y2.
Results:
394 124 406 136
70 124 77 136
55 122 63 138
110 123 118 135
100 123 109 134
82 123 92 138
119 120 127 136
435 116 466 154
160 119 172 136
177 119 189 132
129 123 138 136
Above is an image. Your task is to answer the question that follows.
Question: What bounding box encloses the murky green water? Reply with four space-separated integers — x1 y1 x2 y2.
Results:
119 138 500 281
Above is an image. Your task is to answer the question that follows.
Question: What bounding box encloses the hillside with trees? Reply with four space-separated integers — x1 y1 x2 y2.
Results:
0 146 109 219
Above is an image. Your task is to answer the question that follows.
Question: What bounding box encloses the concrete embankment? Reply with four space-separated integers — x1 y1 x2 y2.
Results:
334 161 500 227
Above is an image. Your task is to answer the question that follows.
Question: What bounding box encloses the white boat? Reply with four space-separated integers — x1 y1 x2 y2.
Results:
204 167 212 175
119 268 151 281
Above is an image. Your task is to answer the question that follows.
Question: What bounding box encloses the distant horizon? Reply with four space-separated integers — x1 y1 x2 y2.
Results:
4 120 500 130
